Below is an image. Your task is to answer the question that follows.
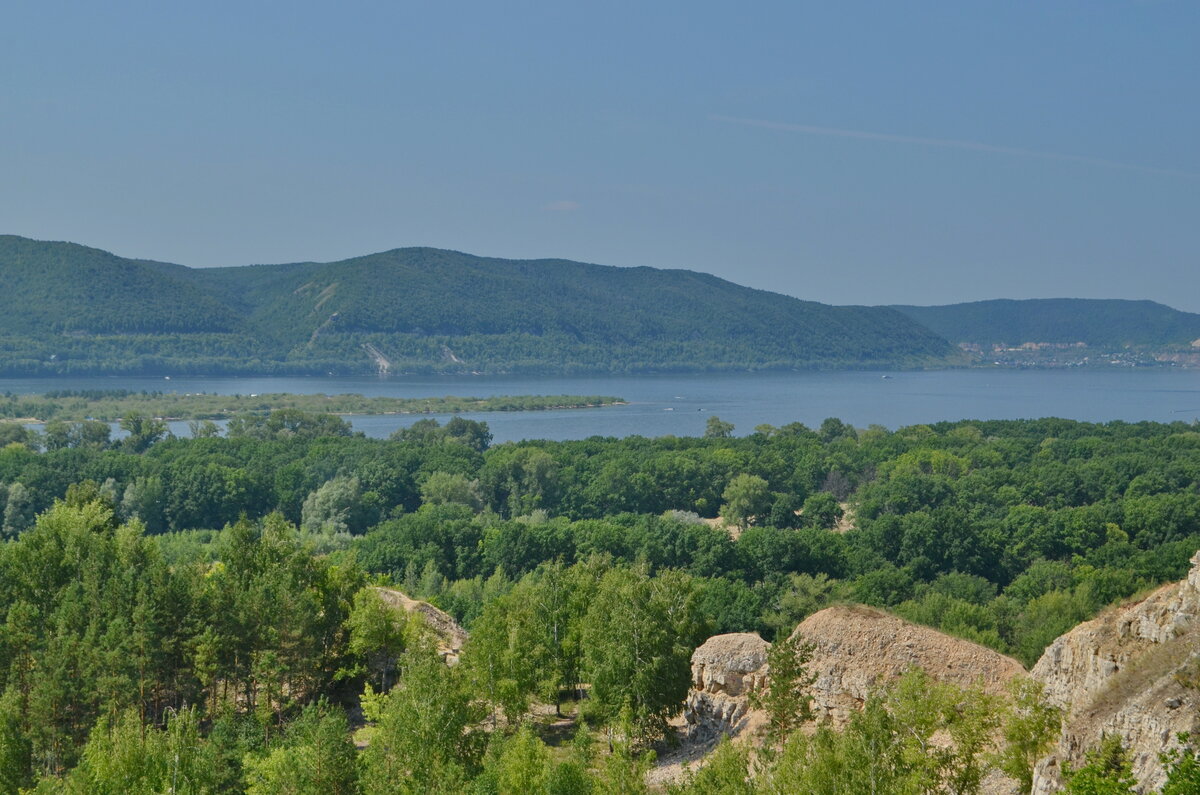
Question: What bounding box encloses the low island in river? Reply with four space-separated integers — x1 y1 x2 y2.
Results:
0 390 625 424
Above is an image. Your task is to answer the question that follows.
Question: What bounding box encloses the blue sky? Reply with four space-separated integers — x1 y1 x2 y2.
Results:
3 1 1198 309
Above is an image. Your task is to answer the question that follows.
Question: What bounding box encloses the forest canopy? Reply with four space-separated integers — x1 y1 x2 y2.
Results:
0 410 1198 791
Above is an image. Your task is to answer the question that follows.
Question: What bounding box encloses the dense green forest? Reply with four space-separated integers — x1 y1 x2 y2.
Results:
0 390 623 422
0 409 1199 790
0 236 958 375
0 237 241 336
892 298 1200 347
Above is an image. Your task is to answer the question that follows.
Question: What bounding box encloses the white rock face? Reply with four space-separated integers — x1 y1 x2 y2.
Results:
1030 552 1200 794
683 632 770 740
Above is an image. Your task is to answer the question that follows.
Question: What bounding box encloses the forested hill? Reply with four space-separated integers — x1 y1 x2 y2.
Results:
892 298 1200 347
0 235 241 335
0 236 959 375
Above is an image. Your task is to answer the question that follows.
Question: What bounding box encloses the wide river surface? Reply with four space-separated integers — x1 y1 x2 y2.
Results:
4 370 1200 444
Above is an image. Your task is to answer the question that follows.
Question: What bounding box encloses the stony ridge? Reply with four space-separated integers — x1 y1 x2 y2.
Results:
1030 552 1200 793
792 604 1026 726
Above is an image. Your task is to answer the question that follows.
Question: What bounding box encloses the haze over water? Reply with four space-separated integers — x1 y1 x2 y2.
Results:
6 369 1200 444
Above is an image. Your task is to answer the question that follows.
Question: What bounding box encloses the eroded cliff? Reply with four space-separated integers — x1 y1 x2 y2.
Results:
682 632 770 741
792 604 1026 726
1030 552 1200 793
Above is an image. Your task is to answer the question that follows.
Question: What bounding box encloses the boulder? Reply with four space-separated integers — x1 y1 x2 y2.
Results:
683 632 770 740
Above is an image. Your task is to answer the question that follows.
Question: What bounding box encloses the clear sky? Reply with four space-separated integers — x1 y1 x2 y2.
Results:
3 1 1198 309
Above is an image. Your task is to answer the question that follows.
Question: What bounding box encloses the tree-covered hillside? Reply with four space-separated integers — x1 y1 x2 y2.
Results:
892 298 1200 347
0 236 241 335
0 236 959 375
190 247 959 371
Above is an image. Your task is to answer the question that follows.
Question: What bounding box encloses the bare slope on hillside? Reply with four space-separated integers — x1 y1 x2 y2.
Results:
372 586 468 665
794 604 1026 726
655 607 1027 788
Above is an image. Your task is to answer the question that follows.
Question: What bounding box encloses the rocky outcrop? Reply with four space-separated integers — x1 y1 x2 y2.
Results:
1030 552 1200 794
793 605 1026 726
674 609 1028 792
372 586 469 665
683 632 770 740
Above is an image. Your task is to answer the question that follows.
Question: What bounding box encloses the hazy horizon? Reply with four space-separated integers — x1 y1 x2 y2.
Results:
7 231 1200 316
3 2 1197 310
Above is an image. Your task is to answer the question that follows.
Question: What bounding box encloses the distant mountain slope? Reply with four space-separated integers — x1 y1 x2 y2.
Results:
892 298 1200 347
0 235 957 374
0 236 241 335
185 248 955 365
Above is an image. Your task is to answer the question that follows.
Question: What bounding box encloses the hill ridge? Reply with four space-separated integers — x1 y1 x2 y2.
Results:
0 234 958 375
892 297 1200 347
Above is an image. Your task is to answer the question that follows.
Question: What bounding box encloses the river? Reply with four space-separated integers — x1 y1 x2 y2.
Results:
4 369 1199 444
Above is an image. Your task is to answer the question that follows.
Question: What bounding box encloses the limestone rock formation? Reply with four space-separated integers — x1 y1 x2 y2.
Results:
1030 552 1200 794
792 604 1026 726
683 632 770 740
372 586 469 665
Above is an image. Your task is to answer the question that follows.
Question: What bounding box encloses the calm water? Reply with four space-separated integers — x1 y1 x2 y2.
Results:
5 370 1200 444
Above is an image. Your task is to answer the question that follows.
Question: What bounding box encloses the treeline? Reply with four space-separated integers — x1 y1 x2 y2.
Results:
893 298 1200 347
0 331 950 377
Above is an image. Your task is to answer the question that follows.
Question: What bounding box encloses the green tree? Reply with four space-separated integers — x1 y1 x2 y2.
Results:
420 471 483 511
676 738 753 794
60 707 221 795
226 409 352 441
1062 734 1137 794
494 724 551 794
481 447 560 517
301 476 365 535
800 492 843 530
74 420 112 449
345 588 411 691
243 703 358 795
0 700 32 794
0 424 38 451
1 482 34 537
119 476 168 534
1162 734 1200 795
996 678 1062 792
444 416 492 452
188 419 222 439
594 712 651 795
818 417 856 443
360 649 485 795
704 416 734 439
761 573 839 638
759 670 1000 795
41 420 72 452
119 412 168 453
467 562 595 722
720 474 770 530
580 567 707 740
749 633 815 742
